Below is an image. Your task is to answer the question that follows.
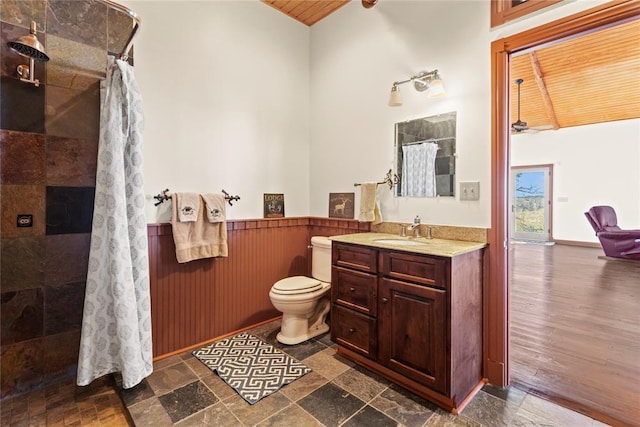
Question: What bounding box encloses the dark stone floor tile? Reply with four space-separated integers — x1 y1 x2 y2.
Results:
184 356 215 379
298 382 365 426
482 383 527 405
333 364 390 402
343 404 398 427
119 379 155 407
315 332 335 347
257 403 323 427
268 330 328 361
146 361 198 396
128 396 173 427
200 372 238 402
224 391 291 426
176 401 242 427
424 409 483 426
280 371 328 402
370 383 438 427
460 390 520 427
157 380 218 424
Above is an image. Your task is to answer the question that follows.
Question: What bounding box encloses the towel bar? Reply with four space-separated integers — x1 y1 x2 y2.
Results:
354 169 399 190
153 189 241 206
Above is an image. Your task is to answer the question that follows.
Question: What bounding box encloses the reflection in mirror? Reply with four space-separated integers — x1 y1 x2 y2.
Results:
395 111 456 197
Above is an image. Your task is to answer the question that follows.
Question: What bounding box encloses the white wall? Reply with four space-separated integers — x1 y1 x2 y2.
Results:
511 119 640 242
126 0 622 226
130 1 311 222
309 1 492 227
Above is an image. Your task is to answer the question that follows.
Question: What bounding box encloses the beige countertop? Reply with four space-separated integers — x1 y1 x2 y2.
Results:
330 232 487 257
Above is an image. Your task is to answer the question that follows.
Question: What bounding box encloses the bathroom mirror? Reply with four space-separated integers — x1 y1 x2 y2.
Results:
395 111 456 197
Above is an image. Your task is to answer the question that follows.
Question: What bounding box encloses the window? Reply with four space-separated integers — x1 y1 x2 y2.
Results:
491 0 563 27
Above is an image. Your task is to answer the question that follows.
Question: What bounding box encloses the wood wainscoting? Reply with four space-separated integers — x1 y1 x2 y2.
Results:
147 217 370 358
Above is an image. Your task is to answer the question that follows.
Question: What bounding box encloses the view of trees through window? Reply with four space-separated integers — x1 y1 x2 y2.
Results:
514 171 545 233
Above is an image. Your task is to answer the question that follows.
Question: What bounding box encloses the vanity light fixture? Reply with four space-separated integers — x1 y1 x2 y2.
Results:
7 20 49 87
388 69 445 107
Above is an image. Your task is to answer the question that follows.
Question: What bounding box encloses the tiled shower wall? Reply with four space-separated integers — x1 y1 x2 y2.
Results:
0 0 133 399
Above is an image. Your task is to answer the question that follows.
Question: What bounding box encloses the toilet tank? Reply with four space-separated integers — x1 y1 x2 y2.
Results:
311 236 332 283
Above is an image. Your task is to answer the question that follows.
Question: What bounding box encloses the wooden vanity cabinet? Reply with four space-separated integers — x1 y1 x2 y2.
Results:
331 241 484 413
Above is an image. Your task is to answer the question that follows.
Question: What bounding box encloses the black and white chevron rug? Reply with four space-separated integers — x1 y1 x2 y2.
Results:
193 332 311 404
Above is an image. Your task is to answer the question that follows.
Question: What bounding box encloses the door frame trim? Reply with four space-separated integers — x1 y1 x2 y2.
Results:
487 0 640 387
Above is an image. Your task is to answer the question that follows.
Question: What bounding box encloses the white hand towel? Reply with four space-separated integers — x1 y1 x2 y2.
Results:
202 193 226 223
177 192 200 222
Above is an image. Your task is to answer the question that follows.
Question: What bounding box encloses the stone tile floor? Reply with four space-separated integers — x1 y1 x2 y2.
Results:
2 319 610 426
1 375 131 426
121 320 608 427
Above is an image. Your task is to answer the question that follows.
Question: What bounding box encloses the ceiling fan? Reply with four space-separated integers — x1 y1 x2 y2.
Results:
511 78 554 134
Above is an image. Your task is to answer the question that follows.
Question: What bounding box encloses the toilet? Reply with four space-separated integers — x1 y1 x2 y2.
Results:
269 236 332 345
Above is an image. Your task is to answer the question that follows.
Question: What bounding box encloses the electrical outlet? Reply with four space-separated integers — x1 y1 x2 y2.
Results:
17 214 33 227
459 182 480 201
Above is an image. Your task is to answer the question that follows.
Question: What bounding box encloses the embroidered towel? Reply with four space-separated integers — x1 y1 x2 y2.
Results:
202 194 226 223
359 183 382 224
171 194 228 263
177 192 200 222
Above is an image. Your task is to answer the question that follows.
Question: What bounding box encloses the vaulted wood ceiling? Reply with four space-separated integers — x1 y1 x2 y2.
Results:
260 0 350 26
510 19 640 133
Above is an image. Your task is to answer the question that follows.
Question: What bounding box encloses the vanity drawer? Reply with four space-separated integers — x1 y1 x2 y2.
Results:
380 251 448 289
332 267 377 316
332 242 378 273
331 304 377 359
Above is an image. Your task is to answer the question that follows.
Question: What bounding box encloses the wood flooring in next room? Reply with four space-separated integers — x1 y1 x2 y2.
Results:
510 243 640 426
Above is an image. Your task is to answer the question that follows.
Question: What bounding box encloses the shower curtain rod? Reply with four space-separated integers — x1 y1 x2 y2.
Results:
402 136 456 146
98 0 142 61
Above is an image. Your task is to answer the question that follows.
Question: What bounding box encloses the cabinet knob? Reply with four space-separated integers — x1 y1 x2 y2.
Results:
349 287 355 292
382 297 388 303
349 328 355 333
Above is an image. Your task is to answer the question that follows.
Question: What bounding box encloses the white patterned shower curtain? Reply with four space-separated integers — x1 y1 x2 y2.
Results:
401 142 439 197
77 57 152 389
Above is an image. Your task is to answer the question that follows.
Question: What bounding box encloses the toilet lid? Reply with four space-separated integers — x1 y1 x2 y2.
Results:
272 276 323 294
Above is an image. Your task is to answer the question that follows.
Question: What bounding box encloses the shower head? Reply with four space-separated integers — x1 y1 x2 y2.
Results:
7 21 49 61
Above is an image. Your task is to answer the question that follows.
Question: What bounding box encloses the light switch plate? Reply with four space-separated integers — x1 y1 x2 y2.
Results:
460 181 480 201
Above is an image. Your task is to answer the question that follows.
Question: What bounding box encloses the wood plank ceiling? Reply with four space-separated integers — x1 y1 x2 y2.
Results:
260 0 350 26
260 2 639 132
511 19 640 133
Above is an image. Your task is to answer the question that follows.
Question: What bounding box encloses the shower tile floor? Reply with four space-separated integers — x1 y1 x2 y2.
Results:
120 320 607 427
2 319 609 426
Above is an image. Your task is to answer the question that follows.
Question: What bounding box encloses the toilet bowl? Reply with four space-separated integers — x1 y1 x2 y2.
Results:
269 236 332 345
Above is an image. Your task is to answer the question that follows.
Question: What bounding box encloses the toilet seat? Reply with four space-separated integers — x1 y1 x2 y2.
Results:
271 276 323 295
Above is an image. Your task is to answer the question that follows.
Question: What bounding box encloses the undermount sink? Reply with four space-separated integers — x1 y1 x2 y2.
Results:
374 239 428 246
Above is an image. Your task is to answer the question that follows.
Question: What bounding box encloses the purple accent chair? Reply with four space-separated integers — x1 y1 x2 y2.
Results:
584 206 640 260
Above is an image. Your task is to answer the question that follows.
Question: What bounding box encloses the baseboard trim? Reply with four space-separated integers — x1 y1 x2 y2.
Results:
553 239 600 248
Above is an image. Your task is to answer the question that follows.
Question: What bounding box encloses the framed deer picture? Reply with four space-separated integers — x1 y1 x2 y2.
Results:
328 193 354 219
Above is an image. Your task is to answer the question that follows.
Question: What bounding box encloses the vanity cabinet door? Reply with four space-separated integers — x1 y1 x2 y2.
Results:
378 278 447 394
